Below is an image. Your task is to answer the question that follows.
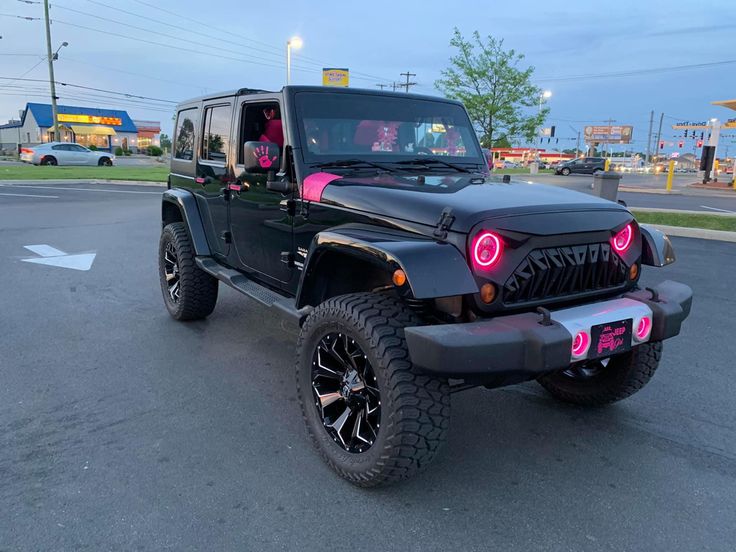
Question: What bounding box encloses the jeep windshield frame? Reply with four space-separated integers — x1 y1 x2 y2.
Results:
291 90 485 172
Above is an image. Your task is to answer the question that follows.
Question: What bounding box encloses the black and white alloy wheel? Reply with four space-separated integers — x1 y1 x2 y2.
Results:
311 332 381 453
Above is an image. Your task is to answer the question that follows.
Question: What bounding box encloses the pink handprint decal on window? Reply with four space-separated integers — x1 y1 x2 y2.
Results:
254 145 277 169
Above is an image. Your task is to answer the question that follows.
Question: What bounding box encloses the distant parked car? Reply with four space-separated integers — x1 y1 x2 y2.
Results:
494 159 518 169
554 157 606 175
20 142 115 166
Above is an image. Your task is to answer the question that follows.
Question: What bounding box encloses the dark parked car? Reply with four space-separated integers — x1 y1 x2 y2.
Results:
555 156 606 175
159 86 692 487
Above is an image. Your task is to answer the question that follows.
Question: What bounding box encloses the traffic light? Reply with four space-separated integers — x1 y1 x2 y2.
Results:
697 140 703 148
684 130 689 138
550 125 556 137
659 141 665 149
678 141 684 148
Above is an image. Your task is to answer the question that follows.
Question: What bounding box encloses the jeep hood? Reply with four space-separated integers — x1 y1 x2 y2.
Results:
317 174 630 234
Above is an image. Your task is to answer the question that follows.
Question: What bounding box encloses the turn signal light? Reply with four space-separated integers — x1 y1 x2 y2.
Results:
612 223 633 253
392 269 407 287
472 231 502 269
571 330 591 358
629 263 639 280
480 282 497 304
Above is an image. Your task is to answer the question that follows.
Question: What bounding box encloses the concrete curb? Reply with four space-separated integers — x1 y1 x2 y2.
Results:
645 224 736 243
618 186 683 195
631 207 736 217
0 179 166 187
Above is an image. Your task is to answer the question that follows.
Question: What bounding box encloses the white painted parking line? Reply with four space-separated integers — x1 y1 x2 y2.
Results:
21 244 96 271
24 244 67 257
700 205 736 214
0 184 161 195
0 192 59 198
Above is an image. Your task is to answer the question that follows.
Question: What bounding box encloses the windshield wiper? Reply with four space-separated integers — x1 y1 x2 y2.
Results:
310 159 395 172
394 158 472 173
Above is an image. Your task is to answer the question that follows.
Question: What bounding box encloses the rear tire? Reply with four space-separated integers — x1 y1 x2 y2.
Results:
40 156 57 166
537 341 662 406
158 222 218 321
296 293 451 487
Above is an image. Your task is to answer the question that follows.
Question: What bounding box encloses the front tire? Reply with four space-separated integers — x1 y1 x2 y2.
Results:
158 222 218 320
296 293 451 487
98 157 112 166
561 167 571 175
537 341 662 406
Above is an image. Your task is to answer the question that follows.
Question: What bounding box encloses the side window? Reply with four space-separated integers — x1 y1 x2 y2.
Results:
52 145 66 150
174 107 198 161
71 145 87 152
201 104 231 163
237 102 282 164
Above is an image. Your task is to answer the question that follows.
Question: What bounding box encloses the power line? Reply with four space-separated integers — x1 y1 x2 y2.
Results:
0 76 177 103
538 59 736 83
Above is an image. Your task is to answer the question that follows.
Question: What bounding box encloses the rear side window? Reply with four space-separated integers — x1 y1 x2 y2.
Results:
174 107 198 161
201 104 231 163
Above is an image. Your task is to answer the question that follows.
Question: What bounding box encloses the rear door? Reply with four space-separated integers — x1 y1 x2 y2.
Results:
195 102 234 259
51 144 74 165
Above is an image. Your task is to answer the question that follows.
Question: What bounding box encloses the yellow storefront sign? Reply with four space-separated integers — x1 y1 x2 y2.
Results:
322 68 349 87
58 113 123 126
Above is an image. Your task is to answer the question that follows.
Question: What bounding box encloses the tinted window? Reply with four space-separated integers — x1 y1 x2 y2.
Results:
70 144 87 152
295 92 482 162
52 145 66 150
201 104 231 163
174 108 198 161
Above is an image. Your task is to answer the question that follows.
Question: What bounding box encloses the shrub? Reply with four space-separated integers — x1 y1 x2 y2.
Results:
114 146 124 156
88 144 98 151
124 150 131 156
147 145 163 156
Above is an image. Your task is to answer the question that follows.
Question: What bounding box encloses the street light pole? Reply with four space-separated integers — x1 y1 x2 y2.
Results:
539 90 552 114
43 0 59 141
286 36 302 85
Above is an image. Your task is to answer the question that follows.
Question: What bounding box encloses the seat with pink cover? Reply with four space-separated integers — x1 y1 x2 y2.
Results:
260 119 284 147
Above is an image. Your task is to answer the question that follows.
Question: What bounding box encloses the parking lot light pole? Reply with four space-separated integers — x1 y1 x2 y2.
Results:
539 90 552 113
286 36 302 85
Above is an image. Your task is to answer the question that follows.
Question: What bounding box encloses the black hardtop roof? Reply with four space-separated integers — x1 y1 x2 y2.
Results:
175 85 461 109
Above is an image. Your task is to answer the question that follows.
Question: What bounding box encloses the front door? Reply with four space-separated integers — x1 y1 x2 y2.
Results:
229 98 294 286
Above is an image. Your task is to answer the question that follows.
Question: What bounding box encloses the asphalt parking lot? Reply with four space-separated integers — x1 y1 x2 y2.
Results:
1 182 735 551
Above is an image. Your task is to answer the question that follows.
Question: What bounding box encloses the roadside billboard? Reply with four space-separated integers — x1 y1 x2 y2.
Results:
322 68 349 87
584 125 633 144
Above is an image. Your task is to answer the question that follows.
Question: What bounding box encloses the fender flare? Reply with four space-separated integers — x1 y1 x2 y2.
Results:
296 224 478 308
639 224 676 267
162 189 211 256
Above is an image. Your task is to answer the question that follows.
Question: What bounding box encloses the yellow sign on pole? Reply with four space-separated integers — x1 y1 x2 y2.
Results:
666 160 675 191
322 68 349 87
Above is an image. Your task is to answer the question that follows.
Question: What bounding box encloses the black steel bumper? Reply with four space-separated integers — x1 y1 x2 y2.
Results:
404 280 692 381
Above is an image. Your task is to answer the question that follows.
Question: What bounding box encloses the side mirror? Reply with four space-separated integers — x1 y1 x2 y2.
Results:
243 141 280 173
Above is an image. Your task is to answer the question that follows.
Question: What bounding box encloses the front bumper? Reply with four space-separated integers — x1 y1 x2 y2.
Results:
404 280 692 381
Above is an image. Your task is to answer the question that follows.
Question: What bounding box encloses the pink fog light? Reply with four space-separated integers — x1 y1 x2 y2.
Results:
612 223 633 253
571 330 591 357
472 231 502 268
636 316 652 341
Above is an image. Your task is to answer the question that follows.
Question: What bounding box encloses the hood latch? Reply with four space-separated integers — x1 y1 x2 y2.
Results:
433 207 455 241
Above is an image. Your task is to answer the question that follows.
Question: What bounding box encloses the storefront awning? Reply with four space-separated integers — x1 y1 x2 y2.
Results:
70 125 117 136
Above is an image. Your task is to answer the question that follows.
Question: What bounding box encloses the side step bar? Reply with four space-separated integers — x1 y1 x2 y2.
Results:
195 256 311 325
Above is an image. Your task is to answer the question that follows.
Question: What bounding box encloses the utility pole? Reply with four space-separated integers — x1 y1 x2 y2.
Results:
399 71 417 93
376 84 388 90
645 109 654 165
391 82 398 92
43 0 59 141
653 112 664 164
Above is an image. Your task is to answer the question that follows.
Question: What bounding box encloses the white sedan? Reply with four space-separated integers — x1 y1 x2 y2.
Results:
20 142 115 166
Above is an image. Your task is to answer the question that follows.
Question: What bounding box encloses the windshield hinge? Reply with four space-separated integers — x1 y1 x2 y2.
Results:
433 207 455 241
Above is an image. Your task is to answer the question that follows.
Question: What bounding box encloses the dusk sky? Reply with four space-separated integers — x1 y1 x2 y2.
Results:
2 0 735 152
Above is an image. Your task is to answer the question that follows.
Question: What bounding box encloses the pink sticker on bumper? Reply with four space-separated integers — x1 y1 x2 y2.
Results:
303 172 342 202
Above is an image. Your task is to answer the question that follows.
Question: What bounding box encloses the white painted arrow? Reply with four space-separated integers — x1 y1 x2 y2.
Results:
21 244 96 271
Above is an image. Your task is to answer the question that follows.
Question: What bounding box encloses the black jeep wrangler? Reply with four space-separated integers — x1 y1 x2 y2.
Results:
159 86 692 487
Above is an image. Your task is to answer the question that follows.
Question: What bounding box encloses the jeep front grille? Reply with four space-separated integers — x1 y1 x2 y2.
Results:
502 242 627 305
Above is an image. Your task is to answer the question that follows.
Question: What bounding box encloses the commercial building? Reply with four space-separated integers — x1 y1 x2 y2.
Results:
0 103 160 154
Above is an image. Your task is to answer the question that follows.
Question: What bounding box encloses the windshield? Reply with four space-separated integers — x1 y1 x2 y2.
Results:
294 92 483 165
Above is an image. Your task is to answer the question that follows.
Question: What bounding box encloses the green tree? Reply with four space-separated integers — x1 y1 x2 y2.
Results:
436 28 547 148
160 133 171 150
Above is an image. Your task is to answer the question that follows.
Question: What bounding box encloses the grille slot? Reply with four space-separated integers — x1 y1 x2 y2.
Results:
503 242 627 305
